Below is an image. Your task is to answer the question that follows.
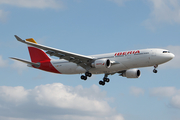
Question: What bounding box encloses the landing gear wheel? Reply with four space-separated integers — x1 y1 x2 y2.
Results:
84 76 87 80
106 78 110 82
103 77 110 83
99 81 105 86
153 69 157 73
81 75 87 80
85 72 92 77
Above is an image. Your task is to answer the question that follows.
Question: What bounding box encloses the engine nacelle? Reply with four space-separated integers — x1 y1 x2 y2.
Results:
91 59 111 69
122 69 141 78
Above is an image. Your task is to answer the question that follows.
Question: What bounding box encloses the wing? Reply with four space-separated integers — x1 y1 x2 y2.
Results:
14 35 94 70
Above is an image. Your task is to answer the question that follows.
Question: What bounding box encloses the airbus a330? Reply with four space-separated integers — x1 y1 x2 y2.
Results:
11 35 175 86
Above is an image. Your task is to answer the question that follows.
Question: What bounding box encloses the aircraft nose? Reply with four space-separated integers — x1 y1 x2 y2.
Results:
167 53 175 60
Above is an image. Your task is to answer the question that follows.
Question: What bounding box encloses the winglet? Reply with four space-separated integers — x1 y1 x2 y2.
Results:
14 35 37 44
14 35 25 43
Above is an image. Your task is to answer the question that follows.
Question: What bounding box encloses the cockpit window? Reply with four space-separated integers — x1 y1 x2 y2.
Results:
163 51 170 53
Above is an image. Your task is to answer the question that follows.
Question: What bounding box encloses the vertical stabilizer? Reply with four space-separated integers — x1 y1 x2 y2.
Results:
26 38 50 63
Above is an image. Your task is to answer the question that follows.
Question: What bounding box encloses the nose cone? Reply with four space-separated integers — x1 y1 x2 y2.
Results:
165 53 175 62
169 53 175 60
156 50 175 64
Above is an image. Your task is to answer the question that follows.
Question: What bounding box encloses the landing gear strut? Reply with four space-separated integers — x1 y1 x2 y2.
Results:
99 74 110 86
81 71 92 80
153 64 158 73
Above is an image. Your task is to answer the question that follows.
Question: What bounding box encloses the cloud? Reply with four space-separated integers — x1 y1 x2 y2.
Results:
0 0 64 9
0 83 124 120
130 86 144 96
0 55 8 67
0 0 64 22
160 45 180 69
0 55 28 73
32 84 111 113
171 95 180 108
144 0 180 29
109 0 180 29
149 86 180 109
11 60 27 74
0 86 28 105
0 10 8 22
150 87 176 97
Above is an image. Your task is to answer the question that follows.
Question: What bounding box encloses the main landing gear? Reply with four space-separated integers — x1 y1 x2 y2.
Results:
153 64 158 73
80 72 110 86
81 72 92 80
99 74 110 86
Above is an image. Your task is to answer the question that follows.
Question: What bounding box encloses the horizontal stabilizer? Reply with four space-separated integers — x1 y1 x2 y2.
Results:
10 57 40 68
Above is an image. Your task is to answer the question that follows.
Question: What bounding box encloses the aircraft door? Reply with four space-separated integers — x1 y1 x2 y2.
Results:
150 50 156 65
151 50 156 56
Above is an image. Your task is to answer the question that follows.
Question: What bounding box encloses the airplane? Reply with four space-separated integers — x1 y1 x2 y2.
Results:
10 35 175 86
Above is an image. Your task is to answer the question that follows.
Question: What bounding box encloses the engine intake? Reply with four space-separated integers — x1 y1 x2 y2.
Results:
122 69 141 78
91 59 111 69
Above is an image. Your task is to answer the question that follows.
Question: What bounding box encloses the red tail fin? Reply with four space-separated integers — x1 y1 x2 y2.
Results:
25 38 60 74
28 46 50 63
26 38 50 63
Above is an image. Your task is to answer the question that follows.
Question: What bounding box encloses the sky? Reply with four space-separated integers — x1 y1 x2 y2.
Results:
0 0 180 120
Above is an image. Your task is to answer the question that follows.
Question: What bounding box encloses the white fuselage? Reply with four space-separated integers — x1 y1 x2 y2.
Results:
12 35 175 86
50 48 175 74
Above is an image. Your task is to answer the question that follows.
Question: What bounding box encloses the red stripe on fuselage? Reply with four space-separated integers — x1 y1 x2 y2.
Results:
37 60 61 74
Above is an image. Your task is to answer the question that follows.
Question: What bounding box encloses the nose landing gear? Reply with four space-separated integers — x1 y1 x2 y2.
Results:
153 69 157 73
153 64 158 73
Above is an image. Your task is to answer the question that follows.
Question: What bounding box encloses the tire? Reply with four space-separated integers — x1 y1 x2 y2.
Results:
88 73 92 77
106 78 110 83
99 81 105 86
85 72 89 76
103 78 110 82
101 81 105 86
153 69 157 73
81 75 87 80
84 76 87 80
81 75 85 80
85 72 92 77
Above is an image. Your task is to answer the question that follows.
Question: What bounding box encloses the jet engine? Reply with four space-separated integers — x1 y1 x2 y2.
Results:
121 69 141 78
91 59 111 69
